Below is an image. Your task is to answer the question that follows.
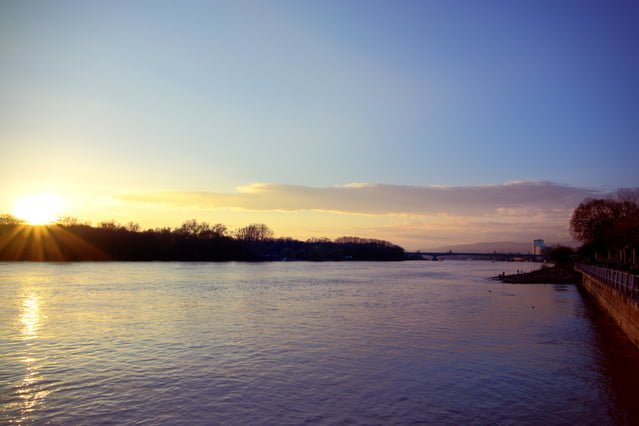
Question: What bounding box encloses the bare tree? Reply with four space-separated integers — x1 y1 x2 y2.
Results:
99 220 121 230
0 214 23 225
57 216 79 226
306 237 331 243
177 219 206 237
571 197 639 250
210 223 227 238
234 224 274 241
126 222 141 232
617 188 639 204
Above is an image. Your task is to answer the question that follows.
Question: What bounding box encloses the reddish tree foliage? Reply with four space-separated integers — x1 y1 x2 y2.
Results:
570 196 639 250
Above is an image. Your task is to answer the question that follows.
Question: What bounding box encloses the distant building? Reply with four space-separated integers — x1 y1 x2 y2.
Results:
532 239 545 255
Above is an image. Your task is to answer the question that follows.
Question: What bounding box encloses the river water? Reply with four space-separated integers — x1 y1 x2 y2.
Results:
2 261 639 424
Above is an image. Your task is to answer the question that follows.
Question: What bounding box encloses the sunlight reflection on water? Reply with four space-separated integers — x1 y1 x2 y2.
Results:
7 288 50 424
1 261 638 424
20 294 40 339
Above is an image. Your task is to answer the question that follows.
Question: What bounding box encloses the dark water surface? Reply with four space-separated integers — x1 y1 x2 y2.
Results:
2 261 639 424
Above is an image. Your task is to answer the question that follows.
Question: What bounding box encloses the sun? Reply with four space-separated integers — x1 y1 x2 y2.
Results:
13 194 64 225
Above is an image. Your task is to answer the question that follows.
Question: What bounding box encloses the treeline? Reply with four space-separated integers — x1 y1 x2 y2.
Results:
570 189 639 271
0 216 405 261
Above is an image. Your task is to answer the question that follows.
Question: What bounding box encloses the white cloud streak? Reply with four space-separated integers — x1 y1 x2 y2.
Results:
115 181 617 249
117 181 603 216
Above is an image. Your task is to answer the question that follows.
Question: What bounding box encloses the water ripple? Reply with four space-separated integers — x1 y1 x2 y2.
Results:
1 261 639 424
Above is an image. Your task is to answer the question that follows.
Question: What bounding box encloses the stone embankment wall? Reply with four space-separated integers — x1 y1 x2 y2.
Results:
577 264 639 348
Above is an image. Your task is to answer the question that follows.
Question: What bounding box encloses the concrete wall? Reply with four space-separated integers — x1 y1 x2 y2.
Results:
579 270 639 349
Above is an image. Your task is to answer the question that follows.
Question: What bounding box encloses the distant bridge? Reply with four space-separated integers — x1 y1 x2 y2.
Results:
405 251 543 261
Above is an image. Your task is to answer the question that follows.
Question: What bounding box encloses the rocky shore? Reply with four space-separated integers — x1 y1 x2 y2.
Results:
496 265 580 284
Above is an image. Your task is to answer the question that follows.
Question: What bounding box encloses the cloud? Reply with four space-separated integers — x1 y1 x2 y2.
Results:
113 181 625 249
117 181 603 216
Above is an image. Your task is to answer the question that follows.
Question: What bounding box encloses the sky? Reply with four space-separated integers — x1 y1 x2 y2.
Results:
1 0 638 249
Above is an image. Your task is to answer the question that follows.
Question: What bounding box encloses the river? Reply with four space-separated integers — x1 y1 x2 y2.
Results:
1 261 639 424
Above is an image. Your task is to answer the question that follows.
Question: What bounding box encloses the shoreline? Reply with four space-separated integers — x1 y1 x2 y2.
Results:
496 265 580 284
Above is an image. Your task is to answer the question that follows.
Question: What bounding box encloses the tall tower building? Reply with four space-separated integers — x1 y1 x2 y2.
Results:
532 239 545 255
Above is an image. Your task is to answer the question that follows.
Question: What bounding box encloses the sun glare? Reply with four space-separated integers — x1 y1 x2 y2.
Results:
13 194 64 225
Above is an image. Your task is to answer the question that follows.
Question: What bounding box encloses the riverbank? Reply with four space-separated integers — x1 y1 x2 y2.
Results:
496 265 580 284
0 223 404 261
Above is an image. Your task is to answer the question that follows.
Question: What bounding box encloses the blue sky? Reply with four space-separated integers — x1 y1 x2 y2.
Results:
1 1 637 247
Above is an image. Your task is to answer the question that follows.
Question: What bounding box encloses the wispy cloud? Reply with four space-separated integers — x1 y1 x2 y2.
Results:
117 181 602 216
115 181 613 249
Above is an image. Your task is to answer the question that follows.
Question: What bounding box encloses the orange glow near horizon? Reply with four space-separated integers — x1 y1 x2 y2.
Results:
13 194 64 225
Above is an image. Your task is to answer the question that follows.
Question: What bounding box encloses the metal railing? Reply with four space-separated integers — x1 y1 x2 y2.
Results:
576 264 639 299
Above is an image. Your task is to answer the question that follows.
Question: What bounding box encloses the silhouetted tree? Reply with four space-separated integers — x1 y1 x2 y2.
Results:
617 188 639 204
234 224 274 241
542 245 574 266
177 219 209 238
126 222 141 232
571 198 639 249
306 237 331 243
57 216 79 226
99 220 121 230
0 215 405 262
210 223 228 238
0 214 23 225
571 194 639 267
